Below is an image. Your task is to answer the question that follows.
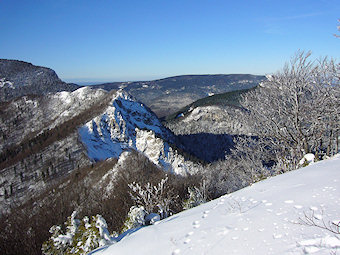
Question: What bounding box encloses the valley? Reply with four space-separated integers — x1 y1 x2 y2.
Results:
0 56 338 255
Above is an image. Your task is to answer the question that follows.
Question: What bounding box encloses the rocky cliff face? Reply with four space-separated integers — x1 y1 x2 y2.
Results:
79 90 197 175
0 59 79 102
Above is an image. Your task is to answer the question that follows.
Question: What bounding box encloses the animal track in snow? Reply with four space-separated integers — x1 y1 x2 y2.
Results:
294 205 303 209
186 232 194 237
184 238 191 244
193 221 200 229
172 249 180 254
284 200 294 204
273 234 282 239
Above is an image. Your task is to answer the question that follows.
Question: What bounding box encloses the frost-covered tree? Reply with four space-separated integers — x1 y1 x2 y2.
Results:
241 51 339 170
183 180 208 210
128 176 177 219
42 211 116 255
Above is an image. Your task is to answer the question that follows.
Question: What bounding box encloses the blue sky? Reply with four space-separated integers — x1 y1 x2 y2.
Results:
1 0 339 82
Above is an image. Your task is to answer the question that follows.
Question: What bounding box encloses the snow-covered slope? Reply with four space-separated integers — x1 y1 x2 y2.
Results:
165 105 250 136
93 156 340 255
0 86 107 153
79 90 196 175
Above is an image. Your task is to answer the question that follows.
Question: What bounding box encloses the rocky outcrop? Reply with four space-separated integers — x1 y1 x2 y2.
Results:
79 90 197 175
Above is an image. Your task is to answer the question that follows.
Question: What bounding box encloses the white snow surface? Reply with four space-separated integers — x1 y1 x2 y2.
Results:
92 155 340 255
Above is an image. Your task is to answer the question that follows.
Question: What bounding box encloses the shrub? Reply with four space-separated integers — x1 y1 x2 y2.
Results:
42 211 116 255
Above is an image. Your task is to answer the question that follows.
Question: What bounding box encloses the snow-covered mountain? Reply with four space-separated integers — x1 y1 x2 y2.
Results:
0 87 197 213
90 74 265 117
79 90 197 175
92 155 340 255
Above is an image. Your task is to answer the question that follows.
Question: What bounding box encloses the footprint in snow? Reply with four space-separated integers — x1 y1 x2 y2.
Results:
172 249 180 255
273 234 282 239
184 238 191 244
294 205 303 209
202 214 208 219
284 200 294 204
186 232 194 237
265 203 272 206
193 221 200 229
310 206 318 211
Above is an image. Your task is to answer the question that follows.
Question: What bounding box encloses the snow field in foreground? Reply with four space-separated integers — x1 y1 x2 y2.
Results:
93 155 340 255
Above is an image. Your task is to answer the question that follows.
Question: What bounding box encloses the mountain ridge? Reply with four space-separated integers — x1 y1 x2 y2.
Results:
89 74 265 117
0 59 79 102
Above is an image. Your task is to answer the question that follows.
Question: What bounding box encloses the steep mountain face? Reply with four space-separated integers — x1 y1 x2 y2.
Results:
0 59 79 102
90 74 265 117
79 90 197 175
0 88 197 214
0 87 111 213
0 87 109 153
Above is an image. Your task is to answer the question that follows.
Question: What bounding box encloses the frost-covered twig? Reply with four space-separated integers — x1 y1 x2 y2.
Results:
298 210 340 235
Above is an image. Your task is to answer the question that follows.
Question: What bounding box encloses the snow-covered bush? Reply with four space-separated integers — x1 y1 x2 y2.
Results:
42 211 116 255
299 153 315 167
128 176 177 220
183 181 208 210
121 206 147 232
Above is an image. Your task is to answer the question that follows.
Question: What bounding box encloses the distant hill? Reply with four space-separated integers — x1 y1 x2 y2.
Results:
164 87 254 122
0 59 79 102
90 74 265 117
